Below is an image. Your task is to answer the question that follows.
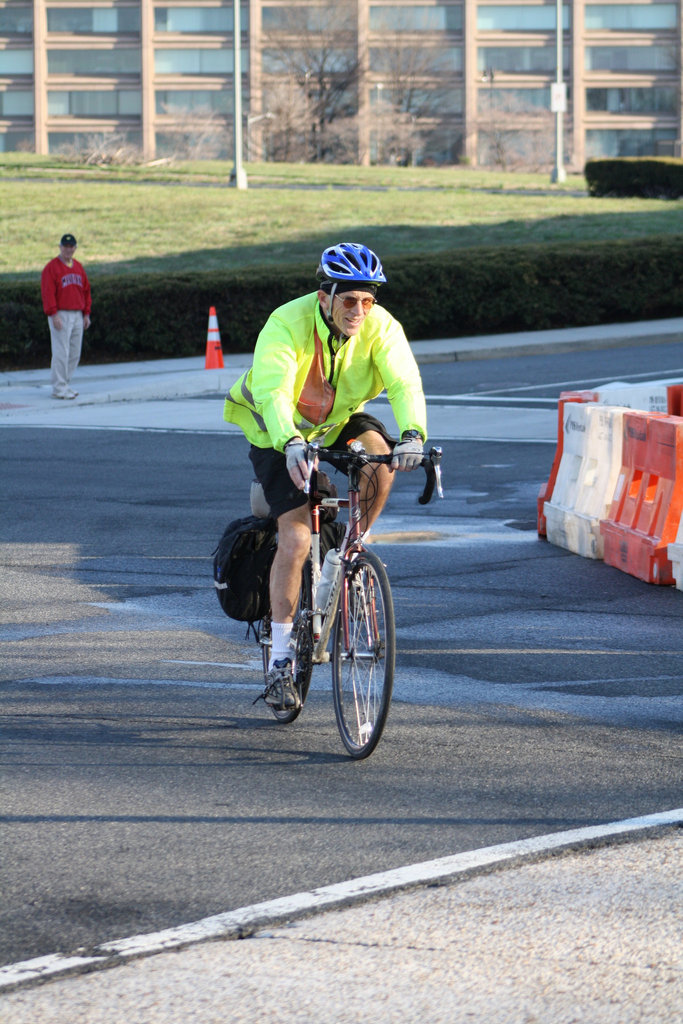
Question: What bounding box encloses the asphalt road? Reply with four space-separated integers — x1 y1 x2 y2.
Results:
1 343 682 970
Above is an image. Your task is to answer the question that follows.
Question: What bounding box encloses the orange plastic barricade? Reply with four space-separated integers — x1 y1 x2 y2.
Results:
668 385 683 417
599 411 683 584
537 390 597 536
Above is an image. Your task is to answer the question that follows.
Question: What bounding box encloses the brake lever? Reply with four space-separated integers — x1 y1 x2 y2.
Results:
432 447 444 499
418 446 444 505
303 441 319 495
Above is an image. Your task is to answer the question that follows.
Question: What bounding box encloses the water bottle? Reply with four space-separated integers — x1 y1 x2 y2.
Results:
316 548 342 612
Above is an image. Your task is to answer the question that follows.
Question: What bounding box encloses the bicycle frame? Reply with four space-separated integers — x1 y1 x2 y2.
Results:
305 440 442 665
307 476 360 665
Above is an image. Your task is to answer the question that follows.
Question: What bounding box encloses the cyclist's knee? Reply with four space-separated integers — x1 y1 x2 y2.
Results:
355 429 392 456
276 507 311 562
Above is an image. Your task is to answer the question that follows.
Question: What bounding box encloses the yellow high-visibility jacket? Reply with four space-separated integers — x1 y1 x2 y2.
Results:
223 292 427 452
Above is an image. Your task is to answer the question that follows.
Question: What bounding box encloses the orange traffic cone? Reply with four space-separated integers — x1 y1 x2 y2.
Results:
205 306 224 369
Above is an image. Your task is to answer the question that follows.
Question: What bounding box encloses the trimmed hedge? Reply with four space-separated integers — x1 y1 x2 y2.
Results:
3 236 683 370
585 157 683 198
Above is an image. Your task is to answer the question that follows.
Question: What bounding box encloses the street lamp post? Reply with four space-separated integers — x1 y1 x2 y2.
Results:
230 0 247 189
550 0 567 183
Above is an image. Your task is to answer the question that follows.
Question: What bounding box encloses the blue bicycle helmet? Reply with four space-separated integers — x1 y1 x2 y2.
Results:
317 242 387 286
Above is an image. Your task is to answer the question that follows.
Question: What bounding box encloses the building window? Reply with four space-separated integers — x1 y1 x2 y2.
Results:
372 82 463 114
370 45 462 72
47 49 141 75
47 8 140 34
478 46 568 74
477 5 569 31
585 5 677 31
47 90 142 117
0 129 33 151
374 83 464 114
477 86 551 114
585 45 676 72
0 49 33 74
0 7 33 33
586 86 677 114
154 7 239 33
155 130 230 158
154 48 241 74
48 129 141 153
262 47 353 73
586 127 676 158
369 5 463 32
0 90 33 115
419 127 463 164
155 89 233 114
262 5 344 31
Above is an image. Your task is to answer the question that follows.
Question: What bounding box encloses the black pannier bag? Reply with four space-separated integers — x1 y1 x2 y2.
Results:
213 515 277 623
213 473 346 625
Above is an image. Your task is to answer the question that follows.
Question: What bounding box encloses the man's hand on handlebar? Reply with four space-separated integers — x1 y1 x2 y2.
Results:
391 431 424 472
284 436 310 489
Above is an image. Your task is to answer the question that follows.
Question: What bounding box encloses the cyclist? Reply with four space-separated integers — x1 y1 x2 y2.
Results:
224 242 427 711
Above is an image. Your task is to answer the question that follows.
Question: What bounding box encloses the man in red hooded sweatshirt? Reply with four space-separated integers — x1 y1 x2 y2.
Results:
41 233 91 399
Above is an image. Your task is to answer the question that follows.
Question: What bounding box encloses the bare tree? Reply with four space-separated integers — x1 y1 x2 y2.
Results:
54 132 141 166
367 8 462 164
261 0 360 162
477 91 558 171
157 105 230 160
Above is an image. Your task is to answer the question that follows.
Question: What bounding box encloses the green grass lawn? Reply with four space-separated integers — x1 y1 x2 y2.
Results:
3 154 682 279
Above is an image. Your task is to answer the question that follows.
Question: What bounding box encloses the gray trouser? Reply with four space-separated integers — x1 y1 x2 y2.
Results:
49 310 83 394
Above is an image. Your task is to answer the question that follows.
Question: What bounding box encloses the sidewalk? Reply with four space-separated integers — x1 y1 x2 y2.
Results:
2 316 683 418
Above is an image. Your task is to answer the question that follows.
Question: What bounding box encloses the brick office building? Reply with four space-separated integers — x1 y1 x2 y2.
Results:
0 1 680 169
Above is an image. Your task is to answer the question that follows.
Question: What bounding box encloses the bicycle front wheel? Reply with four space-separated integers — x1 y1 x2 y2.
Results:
331 549 395 759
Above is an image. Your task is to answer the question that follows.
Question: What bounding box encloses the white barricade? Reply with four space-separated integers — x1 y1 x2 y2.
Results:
543 403 628 560
667 520 683 591
591 378 683 413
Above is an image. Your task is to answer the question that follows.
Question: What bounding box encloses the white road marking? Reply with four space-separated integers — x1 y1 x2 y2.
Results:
1 808 680 993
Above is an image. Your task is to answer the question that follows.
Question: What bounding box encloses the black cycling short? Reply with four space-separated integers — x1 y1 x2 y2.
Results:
249 412 396 521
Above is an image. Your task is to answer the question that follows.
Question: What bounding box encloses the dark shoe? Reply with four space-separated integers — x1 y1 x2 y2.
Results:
263 658 299 710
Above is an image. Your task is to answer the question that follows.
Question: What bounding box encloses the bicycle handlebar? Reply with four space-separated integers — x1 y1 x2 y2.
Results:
304 441 444 504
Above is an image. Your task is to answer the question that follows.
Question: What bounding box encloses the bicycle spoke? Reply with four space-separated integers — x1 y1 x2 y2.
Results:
332 551 394 759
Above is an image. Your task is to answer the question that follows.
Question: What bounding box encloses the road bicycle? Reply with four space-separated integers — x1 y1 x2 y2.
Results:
258 440 443 759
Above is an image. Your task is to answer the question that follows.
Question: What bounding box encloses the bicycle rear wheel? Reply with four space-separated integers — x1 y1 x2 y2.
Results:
261 559 314 724
331 549 395 759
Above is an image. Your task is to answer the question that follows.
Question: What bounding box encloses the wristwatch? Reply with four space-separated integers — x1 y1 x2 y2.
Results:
401 429 424 442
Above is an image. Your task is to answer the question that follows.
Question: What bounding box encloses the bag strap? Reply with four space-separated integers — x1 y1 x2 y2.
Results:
296 327 336 426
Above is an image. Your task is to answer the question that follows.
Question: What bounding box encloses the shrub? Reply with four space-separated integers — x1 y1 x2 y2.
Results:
3 236 683 370
585 157 683 199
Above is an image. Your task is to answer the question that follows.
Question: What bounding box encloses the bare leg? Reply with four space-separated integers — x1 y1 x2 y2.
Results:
270 502 312 622
353 429 394 532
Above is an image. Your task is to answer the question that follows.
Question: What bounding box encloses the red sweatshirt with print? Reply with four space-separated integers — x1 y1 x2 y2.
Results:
41 257 92 317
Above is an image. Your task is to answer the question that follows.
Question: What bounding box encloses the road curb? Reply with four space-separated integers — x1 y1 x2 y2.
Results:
2 807 680 995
